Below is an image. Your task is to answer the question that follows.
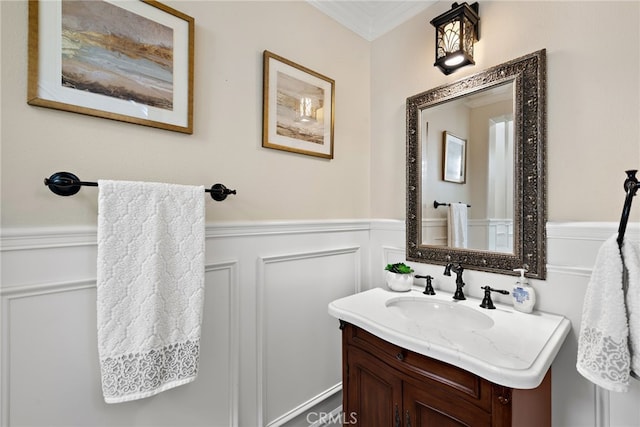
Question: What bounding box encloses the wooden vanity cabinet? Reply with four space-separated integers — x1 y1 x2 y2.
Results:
341 323 551 427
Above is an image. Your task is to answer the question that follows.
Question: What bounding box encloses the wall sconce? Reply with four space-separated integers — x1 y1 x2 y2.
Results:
430 2 480 75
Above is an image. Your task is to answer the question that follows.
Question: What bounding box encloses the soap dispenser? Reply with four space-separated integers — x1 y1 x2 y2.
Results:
512 268 536 313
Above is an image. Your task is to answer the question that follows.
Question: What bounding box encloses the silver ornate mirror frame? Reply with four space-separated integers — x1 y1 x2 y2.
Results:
406 49 547 279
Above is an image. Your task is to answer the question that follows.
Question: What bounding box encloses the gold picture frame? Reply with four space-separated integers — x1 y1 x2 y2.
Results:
262 51 335 159
443 131 467 183
27 0 194 134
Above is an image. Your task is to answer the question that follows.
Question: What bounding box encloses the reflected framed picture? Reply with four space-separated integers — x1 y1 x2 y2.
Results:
27 0 194 134
262 51 335 159
443 131 466 183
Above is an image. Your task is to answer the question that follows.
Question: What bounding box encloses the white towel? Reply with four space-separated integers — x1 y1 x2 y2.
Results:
622 239 640 377
447 203 468 248
96 180 205 403
577 235 630 392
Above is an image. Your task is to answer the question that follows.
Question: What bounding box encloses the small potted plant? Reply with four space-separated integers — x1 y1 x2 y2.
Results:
384 262 414 292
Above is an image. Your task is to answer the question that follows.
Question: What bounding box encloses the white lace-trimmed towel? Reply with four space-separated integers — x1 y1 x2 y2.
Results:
576 234 638 392
97 180 205 403
447 203 468 248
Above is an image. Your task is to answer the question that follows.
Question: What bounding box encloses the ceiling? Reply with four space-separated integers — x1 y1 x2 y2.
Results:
306 1 438 41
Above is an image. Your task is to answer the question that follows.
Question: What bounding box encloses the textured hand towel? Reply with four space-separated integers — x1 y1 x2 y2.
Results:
97 180 205 403
622 240 640 377
577 235 630 392
447 203 468 248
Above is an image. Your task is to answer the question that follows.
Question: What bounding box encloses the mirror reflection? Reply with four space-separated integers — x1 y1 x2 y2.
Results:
421 82 515 253
406 50 547 279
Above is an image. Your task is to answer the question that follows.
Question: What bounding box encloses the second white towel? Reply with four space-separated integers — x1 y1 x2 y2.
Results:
576 235 640 392
623 240 640 377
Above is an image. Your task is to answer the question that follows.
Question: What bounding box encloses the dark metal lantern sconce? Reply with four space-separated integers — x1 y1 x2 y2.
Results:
430 2 480 75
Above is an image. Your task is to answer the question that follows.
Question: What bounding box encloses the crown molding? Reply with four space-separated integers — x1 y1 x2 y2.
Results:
306 0 436 41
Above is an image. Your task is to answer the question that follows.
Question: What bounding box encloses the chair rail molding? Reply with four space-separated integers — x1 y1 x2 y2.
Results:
2 220 639 426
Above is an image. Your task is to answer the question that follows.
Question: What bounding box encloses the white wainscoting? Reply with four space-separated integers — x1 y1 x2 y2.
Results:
420 218 513 252
2 220 639 427
1 261 239 427
546 222 640 427
370 220 640 427
1 221 371 427
258 246 360 426
421 218 447 246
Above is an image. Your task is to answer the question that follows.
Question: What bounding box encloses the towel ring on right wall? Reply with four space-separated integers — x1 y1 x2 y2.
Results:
617 169 640 248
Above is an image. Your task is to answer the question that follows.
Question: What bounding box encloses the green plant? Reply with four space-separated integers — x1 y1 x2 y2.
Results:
384 263 414 274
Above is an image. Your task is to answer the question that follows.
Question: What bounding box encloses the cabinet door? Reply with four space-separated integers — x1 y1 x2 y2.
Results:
346 347 403 427
403 381 492 427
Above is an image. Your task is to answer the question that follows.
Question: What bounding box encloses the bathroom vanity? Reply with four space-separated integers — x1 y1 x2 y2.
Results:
329 288 570 426
342 323 550 426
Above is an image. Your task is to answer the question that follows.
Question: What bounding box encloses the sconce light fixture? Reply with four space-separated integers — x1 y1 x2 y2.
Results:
430 2 480 75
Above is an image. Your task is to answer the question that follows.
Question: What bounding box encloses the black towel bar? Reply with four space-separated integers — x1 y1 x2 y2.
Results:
44 171 236 201
617 169 640 248
433 200 471 209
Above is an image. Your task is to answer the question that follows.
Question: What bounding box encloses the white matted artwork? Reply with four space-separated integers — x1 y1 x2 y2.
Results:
27 0 194 134
443 131 467 183
262 51 335 159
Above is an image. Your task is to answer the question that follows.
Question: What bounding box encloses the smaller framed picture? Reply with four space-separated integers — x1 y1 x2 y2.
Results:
443 131 466 183
262 51 335 159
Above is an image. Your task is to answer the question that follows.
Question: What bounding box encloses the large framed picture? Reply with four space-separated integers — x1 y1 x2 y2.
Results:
262 51 335 159
27 0 194 134
443 131 467 183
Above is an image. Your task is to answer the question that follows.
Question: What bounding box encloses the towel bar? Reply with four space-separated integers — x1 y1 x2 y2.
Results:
44 171 237 201
433 200 471 209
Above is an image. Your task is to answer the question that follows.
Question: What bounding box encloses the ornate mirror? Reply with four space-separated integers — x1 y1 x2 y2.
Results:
406 50 546 278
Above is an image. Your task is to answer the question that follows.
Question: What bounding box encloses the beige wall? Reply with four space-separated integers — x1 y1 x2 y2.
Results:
2 1 639 228
1 1 371 227
371 1 640 222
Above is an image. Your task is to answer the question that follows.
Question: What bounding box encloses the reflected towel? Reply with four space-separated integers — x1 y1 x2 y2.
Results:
577 235 630 392
447 203 468 248
96 180 205 403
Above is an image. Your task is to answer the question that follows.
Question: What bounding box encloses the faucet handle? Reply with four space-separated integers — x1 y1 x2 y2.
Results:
480 286 510 309
415 275 435 295
443 263 452 276
444 262 464 277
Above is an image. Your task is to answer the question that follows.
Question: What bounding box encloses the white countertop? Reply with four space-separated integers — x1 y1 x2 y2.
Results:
328 287 571 389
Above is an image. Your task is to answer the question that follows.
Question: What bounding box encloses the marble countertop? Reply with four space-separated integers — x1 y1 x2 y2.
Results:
328 287 571 389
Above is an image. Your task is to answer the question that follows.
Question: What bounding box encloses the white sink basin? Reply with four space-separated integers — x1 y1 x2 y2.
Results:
386 298 494 331
328 288 571 389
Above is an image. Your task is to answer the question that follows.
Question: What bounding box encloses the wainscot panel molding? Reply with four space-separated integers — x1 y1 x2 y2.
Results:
547 221 640 270
0 226 98 251
0 220 372 251
1 221 371 427
257 246 362 426
3 221 639 426
1 261 240 427
547 222 640 427
205 219 371 238
368 220 640 427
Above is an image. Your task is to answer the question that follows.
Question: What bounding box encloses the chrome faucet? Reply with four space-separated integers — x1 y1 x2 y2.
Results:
444 263 466 300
